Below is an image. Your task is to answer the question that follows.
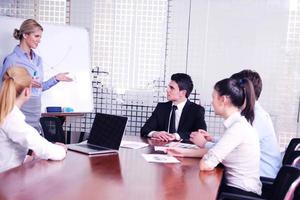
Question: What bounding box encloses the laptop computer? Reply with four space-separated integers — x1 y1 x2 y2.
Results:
67 113 127 155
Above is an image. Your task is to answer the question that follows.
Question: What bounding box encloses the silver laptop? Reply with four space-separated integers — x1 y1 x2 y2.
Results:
67 113 127 155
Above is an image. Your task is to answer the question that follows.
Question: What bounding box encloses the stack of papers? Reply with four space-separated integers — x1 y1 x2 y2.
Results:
120 140 149 149
142 154 180 163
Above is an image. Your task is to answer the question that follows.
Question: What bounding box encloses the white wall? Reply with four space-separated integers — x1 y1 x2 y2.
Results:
167 0 299 147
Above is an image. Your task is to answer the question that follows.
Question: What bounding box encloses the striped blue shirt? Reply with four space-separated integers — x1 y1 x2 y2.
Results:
1 45 58 96
1 45 58 129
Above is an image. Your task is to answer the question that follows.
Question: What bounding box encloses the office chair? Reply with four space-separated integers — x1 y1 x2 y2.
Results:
284 175 300 200
218 165 300 200
282 138 300 165
284 151 300 168
260 138 300 181
260 150 300 198
260 139 300 197
40 117 66 143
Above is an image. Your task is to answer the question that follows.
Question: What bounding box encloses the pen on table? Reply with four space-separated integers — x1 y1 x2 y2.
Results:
171 139 183 147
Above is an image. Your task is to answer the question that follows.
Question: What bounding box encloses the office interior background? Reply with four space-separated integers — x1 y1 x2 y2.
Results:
0 0 299 148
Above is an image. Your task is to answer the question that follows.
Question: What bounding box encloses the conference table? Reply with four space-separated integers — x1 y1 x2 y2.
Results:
0 136 223 200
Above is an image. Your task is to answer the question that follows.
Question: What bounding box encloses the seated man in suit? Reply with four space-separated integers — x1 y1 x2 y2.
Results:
141 73 207 142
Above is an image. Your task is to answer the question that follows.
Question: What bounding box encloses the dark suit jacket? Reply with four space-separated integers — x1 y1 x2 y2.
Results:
141 100 207 142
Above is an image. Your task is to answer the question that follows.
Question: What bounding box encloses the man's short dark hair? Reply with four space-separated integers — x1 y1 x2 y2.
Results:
171 73 193 98
230 69 262 100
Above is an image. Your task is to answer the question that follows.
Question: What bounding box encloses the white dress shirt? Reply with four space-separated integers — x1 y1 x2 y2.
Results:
202 112 262 195
253 102 281 178
204 102 282 179
0 106 66 173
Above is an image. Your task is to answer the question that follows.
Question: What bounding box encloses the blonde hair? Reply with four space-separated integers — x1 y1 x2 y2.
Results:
0 66 31 124
13 19 43 41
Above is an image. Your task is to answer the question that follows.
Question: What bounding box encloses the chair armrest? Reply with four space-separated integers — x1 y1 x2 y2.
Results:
260 176 274 199
260 176 274 185
218 192 265 200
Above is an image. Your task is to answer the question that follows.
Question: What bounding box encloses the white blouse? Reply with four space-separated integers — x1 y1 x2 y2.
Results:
203 112 262 195
253 102 281 178
0 106 66 173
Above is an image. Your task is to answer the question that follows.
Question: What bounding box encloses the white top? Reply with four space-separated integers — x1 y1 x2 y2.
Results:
253 102 281 178
0 106 66 173
203 112 262 195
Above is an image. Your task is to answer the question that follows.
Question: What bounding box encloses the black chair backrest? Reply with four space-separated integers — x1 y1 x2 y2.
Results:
283 151 300 167
282 138 300 165
40 117 65 143
270 165 300 200
292 157 300 168
293 179 300 200
284 176 300 200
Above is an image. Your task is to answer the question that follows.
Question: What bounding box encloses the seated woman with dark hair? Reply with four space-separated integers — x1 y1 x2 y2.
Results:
167 77 262 197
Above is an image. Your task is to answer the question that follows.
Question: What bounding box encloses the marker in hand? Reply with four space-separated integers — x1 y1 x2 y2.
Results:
32 71 41 88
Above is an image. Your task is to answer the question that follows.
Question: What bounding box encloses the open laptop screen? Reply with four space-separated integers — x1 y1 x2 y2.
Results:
88 113 127 150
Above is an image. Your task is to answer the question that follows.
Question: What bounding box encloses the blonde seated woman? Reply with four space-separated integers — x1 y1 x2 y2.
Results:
167 78 262 198
0 66 67 173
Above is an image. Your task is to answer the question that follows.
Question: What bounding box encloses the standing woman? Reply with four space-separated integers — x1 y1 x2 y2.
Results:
0 66 66 173
1 19 72 132
167 78 262 197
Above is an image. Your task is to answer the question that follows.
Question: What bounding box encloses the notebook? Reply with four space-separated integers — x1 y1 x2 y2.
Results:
67 113 127 155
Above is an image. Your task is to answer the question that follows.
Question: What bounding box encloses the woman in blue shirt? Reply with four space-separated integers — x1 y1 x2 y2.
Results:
1 19 72 132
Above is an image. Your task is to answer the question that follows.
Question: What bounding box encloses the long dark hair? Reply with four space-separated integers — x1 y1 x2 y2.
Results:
214 78 256 124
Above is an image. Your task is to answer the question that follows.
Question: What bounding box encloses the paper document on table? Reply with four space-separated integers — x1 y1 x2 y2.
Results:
154 146 168 152
164 142 198 149
120 140 149 149
142 154 180 163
